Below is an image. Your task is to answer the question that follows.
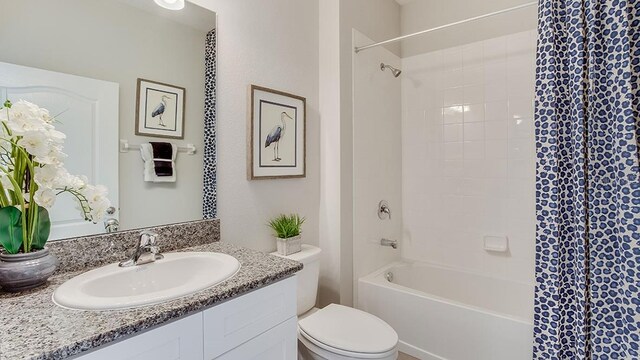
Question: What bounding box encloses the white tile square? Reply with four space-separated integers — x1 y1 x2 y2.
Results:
425 107 443 124
463 85 484 104
507 31 535 56
484 80 508 102
508 179 535 199
442 195 464 219
422 90 444 109
508 138 534 159
485 101 508 122
442 69 464 88
463 159 486 177
464 122 485 141
442 160 464 177
484 176 508 197
508 118 534 139
485 120 508 140
464 104 485 123
463 43 483 67
462 178 486 197
507 54 534 82
508 79 535 98
484 158 508 178
443 87 464 106
462 195 486 216
463 66 484 85
483 36 507 61
464 141 485 159
508 97 534 120
443 177 465 195
425 122 443 143
484 60 507 83
443 105 464 124
508 157 535 179
442 48 463 70
444 124 463 142
485 140 508 159
443 142 463 160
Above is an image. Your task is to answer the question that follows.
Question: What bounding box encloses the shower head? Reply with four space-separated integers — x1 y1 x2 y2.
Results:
380 63 402 78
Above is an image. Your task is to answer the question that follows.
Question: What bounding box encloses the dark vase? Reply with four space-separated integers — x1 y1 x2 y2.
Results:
0 248 58 292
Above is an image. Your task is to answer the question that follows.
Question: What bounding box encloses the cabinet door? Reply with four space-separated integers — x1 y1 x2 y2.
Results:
203 276 297 358
214 317 297 360
74 313 203 360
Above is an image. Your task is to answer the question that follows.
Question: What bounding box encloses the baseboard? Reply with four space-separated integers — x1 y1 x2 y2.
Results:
398 341 446 360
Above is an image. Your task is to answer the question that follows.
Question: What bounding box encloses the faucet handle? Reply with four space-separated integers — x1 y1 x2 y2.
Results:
139 230 159 246
378 200 392 220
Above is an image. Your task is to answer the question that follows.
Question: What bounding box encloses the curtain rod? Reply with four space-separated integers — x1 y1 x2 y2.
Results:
354 1 537 54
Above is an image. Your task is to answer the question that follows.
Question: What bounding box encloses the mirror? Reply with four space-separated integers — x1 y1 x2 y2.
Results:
0 0 217 239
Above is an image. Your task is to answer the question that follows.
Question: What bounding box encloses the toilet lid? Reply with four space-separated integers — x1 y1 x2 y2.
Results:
298 304 398 354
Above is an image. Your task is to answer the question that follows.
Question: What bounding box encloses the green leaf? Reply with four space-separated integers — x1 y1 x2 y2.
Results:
31 206 50 250
267 213 305 239
0 206 23 254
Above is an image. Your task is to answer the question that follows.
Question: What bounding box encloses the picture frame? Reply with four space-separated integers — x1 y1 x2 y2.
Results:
248 85 306 179
135 78 185 139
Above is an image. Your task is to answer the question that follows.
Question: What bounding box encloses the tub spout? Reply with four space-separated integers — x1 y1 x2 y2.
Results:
381 238 398 249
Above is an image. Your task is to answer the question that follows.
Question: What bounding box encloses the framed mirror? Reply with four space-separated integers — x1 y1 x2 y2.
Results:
0 0 217 240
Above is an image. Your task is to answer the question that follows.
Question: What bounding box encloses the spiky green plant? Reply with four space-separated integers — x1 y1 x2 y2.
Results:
268 214 305 239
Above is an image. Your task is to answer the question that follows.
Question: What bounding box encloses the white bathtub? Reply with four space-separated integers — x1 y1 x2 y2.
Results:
358 261 534 360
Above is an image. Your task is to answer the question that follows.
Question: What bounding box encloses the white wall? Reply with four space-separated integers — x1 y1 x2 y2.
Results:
352 31 403 303
338 0 401 306
192 0 320 253
401 30 537 283
0 0 211 230
318 0 342 306
400 0 537 57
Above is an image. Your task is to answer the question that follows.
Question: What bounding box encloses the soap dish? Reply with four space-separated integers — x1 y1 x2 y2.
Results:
483 235 509 253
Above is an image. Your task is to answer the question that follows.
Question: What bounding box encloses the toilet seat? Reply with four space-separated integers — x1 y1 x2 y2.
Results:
299 327 398 359
298 304 398 359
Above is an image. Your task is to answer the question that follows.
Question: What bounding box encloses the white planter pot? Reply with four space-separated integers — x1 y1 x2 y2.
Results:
276 235 302 256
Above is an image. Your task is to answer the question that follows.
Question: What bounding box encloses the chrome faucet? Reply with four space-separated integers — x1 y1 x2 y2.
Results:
381 238 398 249
119 231 164 267
104 207 119 233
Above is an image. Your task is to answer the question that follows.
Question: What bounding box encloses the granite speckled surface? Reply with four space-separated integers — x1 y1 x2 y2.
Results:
0 237 302 359
47 219 221 274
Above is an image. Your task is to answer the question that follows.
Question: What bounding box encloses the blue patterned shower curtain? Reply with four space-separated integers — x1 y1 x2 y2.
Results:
534 0 640 358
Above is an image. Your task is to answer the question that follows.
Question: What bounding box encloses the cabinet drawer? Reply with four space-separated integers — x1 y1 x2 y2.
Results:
203 276 296 359
75 313 203 360
214 317 297 360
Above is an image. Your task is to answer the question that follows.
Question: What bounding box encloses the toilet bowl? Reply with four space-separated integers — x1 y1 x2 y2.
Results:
271 245 399 360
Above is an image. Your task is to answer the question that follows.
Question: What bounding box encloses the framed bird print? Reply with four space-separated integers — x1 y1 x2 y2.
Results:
248 85 306 179
135 78 185 139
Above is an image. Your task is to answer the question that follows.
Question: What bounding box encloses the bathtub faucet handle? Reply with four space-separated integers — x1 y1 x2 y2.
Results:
378 200 392 220
381 238 398 249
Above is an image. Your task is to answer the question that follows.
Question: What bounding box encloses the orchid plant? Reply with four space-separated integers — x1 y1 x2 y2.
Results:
0 100 110 254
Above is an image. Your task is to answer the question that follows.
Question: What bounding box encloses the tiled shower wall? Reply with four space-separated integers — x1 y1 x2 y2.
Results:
401 30 536 284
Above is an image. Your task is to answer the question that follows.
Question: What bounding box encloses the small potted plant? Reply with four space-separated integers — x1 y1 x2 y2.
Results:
268 214 305 256
0 100 110 292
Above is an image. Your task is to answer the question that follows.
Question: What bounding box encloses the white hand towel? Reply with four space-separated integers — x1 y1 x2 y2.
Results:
140 143 177 183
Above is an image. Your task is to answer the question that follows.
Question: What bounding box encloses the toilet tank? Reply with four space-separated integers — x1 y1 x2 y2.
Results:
272 245 321 315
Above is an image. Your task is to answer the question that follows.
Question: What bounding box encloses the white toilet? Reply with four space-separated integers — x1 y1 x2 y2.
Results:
273 245 399 360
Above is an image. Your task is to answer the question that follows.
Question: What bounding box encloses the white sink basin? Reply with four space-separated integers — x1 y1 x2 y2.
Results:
53 252 240 310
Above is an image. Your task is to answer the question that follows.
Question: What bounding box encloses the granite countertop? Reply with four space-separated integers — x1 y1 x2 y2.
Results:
0 242 302 360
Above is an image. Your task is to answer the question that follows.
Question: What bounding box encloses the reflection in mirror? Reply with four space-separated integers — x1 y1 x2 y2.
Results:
0 0 217 240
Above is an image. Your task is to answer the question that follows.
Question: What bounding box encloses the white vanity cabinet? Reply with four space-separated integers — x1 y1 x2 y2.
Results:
74 276 297 360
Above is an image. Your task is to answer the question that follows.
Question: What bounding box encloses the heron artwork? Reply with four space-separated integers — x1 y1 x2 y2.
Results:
264 111 293 161
151 95 171 127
